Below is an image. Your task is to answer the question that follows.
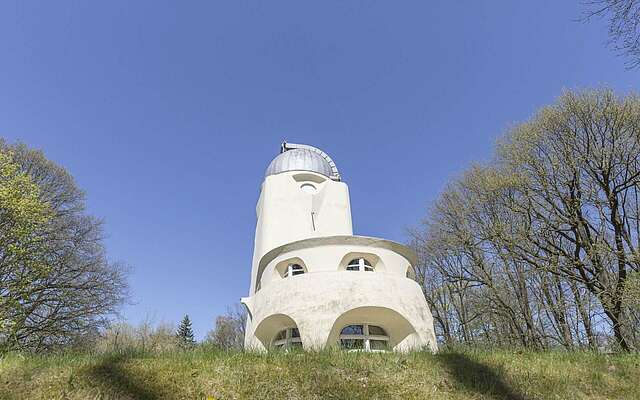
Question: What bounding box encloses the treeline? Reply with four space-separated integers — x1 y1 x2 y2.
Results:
5 89 639 355
0 138 246 354
411 89 640 351
95 306 246 354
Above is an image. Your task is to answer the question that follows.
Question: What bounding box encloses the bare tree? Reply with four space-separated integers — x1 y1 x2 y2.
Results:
499 89 640 350
413 89 640 351
96 320 178 353
205 304 246 350
0 141 129 352
585 0 640 68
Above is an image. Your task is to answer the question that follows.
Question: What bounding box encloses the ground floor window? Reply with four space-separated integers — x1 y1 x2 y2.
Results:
272 327 302 350
339 324 389 351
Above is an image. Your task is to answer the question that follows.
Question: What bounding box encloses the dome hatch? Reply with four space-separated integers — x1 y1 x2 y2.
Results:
265 142 341 181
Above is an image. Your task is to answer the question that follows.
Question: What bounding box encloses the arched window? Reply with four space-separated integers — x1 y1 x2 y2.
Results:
272 327 302 349
300 183 317 194
346 258 374 272
284 263 305 278
339 324 389 351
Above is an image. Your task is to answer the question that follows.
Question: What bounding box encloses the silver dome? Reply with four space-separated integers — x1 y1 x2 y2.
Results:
265 142 341 181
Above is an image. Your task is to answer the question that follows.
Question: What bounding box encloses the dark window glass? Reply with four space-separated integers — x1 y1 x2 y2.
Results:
291 328 300 338
340 339 364 349
341 325 364 335
369 340 388 350
347 258 372 270
368 325 387 336
285 263 305 278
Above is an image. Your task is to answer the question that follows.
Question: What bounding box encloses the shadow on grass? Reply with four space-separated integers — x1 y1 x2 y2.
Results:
86 354 163 400
436 352 527 400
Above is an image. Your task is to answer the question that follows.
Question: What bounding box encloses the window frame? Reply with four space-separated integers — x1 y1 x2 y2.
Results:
283 263 305 278
272 327 302 350
339 323 389 352
346 258 374 272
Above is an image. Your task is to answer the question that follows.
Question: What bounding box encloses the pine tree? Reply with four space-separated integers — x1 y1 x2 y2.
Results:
176 314 195 349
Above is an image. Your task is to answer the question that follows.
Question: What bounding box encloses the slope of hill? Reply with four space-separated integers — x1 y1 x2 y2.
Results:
1 348 638 399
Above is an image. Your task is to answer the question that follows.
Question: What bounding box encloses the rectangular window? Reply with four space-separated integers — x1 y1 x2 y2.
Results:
340 339 364 349
368 325 386 336
369 340 388 351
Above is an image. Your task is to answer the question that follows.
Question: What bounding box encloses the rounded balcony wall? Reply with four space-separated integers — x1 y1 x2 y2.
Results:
245 271 437 352
254 236 416 292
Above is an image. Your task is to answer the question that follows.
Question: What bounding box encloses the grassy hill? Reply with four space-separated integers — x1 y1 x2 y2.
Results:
1 348 639 399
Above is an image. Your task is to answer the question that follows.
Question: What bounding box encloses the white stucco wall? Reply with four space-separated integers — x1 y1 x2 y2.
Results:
243 268 437 352
243 169 437 352
256 239 414 291
249 171 352 296
243 239 438 352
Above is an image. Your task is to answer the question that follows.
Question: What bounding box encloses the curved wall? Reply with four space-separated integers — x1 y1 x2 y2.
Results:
249 171 352 296
255 240 414 292
244 270 437 352
244 156 437 352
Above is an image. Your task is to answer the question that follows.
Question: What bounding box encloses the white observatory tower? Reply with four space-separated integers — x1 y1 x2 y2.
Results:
241 142 437 352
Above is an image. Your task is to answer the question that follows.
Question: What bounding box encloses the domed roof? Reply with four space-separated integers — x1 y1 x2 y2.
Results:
265 142 341 181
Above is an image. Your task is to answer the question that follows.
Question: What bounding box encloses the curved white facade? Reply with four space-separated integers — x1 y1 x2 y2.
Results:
242 143 437 352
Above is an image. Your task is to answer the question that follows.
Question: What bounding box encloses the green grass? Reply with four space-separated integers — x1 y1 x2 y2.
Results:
1 348 639 399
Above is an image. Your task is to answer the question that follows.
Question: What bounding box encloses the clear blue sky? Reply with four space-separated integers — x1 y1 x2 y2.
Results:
0 1 637 338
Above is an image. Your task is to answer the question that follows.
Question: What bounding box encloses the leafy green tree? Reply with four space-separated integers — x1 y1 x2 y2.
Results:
0 141 129 352
176 315 195 349
0 149 51 349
